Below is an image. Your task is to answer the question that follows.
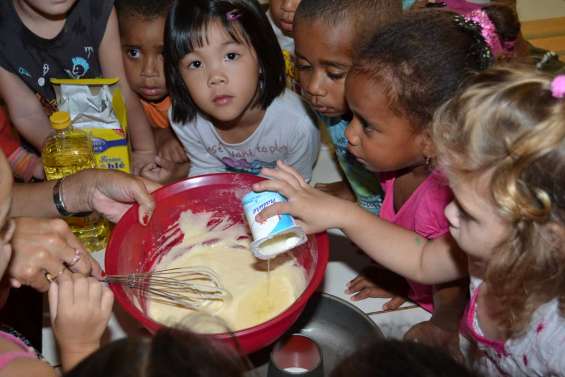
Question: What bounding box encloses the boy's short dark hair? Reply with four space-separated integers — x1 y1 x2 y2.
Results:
295 0 402 46
115 0 174 19
165 0 285 123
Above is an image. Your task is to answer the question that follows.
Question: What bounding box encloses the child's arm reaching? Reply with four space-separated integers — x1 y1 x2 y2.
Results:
253 161 468 285
48 272 113 372
155 128 189 164
98 7 156 173
140 155 189 184
0 67 52 151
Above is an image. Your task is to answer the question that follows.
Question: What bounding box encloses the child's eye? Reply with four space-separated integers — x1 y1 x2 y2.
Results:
360 118 378 134
295 63 311 72
188 60 202 69
454 201 475 223
127 48 141 59
458 207 471 221
327 71 346 80
225 52 240 61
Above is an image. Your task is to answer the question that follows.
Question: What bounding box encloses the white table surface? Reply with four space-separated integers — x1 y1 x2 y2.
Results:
42 239 430 365
41 144 431 365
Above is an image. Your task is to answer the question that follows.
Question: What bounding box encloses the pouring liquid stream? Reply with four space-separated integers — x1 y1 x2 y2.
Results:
266 258 272 308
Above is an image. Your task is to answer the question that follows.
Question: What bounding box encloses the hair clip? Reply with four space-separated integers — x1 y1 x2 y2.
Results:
226 9 241 21
536 51 558 70
550 75 565 98
453 14 493 70
465 10 507 57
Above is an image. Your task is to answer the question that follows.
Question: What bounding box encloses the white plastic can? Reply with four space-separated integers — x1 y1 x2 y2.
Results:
242 191 307 260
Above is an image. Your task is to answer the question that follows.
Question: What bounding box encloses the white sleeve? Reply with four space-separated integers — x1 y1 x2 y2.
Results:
171 121 224 177
538 311 565 375
285 115 320 182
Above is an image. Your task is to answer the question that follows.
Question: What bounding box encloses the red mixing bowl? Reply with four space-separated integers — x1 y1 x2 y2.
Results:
105 173 329 354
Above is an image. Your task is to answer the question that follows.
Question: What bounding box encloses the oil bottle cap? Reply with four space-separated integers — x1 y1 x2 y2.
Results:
49 111 71 130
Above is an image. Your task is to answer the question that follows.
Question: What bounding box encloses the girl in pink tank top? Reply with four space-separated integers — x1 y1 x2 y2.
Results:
340 7 515 358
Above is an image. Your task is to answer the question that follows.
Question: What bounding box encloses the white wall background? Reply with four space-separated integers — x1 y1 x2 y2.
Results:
517 0 565 20
260 1 565 21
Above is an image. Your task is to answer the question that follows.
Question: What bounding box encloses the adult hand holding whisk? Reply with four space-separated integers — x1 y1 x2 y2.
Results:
8 169 160 291
10 217 101 292
24 217 229 311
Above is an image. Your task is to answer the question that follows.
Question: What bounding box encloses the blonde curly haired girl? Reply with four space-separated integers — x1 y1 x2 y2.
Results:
252 65 565 376
433 65 565 376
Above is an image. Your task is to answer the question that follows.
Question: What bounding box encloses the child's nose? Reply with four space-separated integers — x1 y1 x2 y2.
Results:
304 72 325 98
208 71 227 86
281 0 300 12
344 119 360 146
141 55 160 78
444 202 459 228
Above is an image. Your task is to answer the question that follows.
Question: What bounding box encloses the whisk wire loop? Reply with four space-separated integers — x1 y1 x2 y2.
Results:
104 266 230 310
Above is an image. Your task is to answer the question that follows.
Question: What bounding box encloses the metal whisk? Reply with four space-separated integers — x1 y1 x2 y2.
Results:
104 266 231 310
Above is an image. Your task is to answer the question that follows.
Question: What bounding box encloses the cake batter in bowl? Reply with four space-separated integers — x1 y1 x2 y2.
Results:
105 173 329 354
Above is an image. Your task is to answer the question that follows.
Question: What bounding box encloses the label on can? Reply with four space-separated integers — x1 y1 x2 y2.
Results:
242 191 307 259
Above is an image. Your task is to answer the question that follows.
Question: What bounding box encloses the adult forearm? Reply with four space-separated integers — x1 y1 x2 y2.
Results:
11 171 93 218
12 180 59 217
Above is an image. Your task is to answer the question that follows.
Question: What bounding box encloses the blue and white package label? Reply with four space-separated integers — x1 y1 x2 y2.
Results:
242 191 307 259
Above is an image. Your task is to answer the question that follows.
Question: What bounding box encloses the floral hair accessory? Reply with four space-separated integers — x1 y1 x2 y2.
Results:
550 75 565 98
466 10 508 57
226 9 241 21
453 14 493 70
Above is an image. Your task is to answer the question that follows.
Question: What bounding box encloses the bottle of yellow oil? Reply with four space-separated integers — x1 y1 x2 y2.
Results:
42 111 110 252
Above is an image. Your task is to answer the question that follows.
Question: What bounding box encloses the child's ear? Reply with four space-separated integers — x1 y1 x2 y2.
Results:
418 129 436 160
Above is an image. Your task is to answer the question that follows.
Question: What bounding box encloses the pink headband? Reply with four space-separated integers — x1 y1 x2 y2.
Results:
551 75 565 98
465 9 512 57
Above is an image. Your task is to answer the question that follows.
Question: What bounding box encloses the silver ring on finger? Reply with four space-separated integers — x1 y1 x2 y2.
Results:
66 248 82 268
